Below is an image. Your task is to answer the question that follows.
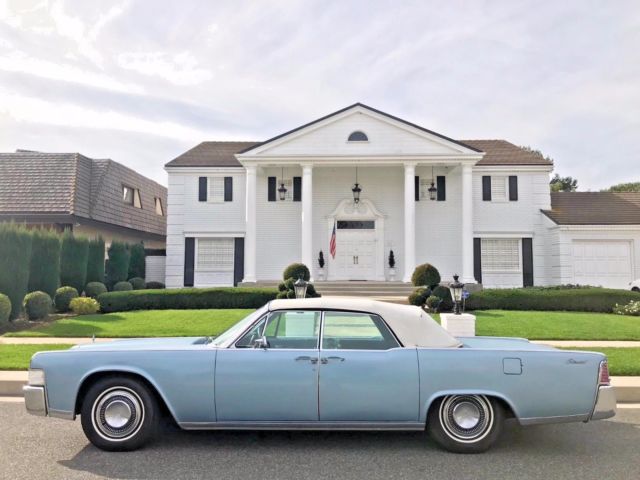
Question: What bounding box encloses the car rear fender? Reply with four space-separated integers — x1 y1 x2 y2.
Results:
422 389 519 423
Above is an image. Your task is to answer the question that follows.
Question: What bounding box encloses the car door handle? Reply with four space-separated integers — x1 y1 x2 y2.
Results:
320 356 345 364
295 356 318 364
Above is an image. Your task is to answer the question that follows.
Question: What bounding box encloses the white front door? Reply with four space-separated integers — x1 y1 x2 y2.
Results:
334 220 376 280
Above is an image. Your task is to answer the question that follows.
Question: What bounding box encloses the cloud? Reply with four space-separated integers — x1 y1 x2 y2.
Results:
117 51 213 86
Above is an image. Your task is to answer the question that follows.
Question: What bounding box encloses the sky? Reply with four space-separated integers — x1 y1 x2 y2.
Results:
0 0 638 189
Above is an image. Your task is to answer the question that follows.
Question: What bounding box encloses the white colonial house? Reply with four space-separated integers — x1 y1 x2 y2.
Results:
164 103 640 290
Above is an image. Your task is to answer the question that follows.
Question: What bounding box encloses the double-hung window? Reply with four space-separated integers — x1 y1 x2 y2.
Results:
196 238 234 271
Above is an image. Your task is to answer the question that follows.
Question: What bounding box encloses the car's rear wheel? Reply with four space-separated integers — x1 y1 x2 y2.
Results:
427 395 504 453
632 287 639 292
80 376 158 451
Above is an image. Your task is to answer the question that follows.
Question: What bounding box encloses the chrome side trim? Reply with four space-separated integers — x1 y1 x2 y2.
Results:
518 414 590 426
178 421 425 431
49 409 76 421
591 385 617 421
23 386 47 417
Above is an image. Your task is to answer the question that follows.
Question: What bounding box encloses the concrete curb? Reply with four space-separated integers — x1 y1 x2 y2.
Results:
1 371 639 402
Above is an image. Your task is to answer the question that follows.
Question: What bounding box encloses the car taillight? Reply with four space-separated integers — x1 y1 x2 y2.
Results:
598 360 610 386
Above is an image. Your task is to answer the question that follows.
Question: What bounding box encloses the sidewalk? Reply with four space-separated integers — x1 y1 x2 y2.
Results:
533 340 640 348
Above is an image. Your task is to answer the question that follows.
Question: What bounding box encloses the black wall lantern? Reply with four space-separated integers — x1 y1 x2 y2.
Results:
352 166 362 204
428 166 437 201
278 167 287 201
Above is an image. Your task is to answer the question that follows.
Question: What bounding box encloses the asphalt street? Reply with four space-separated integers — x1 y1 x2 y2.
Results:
1 399 639 480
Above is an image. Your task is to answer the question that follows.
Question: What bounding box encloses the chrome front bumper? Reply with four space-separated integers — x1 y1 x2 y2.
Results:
23 385 47 417
591 385 616 420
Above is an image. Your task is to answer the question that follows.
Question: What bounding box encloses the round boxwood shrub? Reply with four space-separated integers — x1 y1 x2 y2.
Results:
276 291 288 299
113 281 133 292
23 291 52 320
282 263 310 281
411 263 441 288
425 295 442 311
84 282 107 299
0 293 11 326
69 297 100 315
128 277 146 290
408 287 431 307
432 285 453 311
54 286 79 313
145 281 165 289
277 282 287 292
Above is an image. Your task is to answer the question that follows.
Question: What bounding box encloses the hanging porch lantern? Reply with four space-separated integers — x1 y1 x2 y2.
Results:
352 166 362 204
278 167 287 201
428 166 438 201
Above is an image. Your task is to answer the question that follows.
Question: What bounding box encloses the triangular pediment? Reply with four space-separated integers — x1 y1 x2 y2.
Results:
237 104 482 160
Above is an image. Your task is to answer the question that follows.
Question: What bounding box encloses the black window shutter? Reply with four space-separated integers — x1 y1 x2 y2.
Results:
522 238 534 287
233 237 245 286
224 177 233 202
437 176 446 201
415 176 420 201
293 176 302 202
482 176 492 201
474 238 482 284
267 177 276 202
198 177 207 202
509 176 518 201
184 238 195 287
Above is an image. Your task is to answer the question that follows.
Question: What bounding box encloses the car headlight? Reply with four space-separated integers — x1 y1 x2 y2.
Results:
28 369 45 386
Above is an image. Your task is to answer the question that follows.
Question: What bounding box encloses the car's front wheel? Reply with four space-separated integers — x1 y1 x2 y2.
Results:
427 395 504 453
80 376 158 451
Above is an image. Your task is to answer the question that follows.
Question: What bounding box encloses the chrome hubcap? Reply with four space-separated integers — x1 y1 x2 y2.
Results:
439 395 493 444
92 387 144 441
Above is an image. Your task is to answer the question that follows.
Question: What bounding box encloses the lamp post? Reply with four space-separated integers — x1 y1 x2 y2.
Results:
449 274 464 315
294 276 308 299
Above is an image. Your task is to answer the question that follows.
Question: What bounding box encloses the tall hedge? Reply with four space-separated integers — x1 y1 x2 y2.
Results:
128 243 146 280
0 223 33 319
59 232 89 293
106 242 130 289
86 237 106 284
28 229 61 297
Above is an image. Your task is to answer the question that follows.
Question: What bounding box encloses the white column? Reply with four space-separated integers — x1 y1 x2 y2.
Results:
301 164 314 280
243 165 257 283
403 162 416 283
461 163 476 283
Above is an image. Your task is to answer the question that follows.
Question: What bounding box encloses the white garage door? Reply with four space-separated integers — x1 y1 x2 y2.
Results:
572 240 633 289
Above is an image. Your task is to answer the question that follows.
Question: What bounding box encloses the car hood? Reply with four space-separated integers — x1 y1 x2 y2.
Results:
69 337 211 351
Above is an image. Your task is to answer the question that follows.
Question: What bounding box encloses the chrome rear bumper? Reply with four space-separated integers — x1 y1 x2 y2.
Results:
591 385 616 420
23 385 47 416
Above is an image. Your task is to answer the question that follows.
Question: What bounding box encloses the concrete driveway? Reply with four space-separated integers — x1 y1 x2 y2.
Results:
1 399 639 480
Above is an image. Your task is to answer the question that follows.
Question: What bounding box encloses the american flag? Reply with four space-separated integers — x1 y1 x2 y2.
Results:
329 220 337 258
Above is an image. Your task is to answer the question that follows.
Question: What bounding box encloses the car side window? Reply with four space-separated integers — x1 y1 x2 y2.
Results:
263 310 321 349
322 311 399 350
234 316 267 348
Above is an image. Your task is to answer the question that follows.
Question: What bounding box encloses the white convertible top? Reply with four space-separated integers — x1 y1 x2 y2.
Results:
268 297 461 349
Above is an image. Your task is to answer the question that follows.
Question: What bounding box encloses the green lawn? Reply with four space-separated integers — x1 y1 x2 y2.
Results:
0 344 71 370
559 347 640 376
5 309 253 338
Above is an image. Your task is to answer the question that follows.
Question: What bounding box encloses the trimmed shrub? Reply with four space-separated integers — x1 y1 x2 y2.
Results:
106 242 130 289
28 229 61 297
54 286 79 313
613 300 640 316
85 282 107 299
408 287 431 307
277 282 287 292
145 281 165 289
60 232 89 293
425 295 442 312
411 263 441 288
465 287 639 313
432 285 453 311
128 277 146 290
0 293 11 326
23 291 52 320
128 243 146 280
70 297 100 315
97 287 279 313
113 281 133 292
276 291 288 299
282 263 310 281
86 237 106 284
0 223 33 319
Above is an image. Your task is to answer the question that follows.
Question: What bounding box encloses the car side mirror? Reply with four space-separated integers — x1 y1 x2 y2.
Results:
252 336 269 350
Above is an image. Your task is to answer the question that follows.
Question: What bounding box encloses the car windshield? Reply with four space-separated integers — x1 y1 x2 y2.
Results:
209 305 268 348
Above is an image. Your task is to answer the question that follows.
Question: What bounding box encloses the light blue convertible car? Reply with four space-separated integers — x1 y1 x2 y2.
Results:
24 297 616 453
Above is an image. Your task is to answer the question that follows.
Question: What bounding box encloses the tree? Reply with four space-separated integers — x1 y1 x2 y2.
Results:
59 232 89 293
28 229 61 297
602 182 640 193
0 223 32 319
550 174 578 192
128 243 146 280
86 237 106 284
106 242 130 289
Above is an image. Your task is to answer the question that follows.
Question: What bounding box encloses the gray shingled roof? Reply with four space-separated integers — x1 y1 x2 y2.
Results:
543 192 640 225
0 151 167 236
165 138 551 168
